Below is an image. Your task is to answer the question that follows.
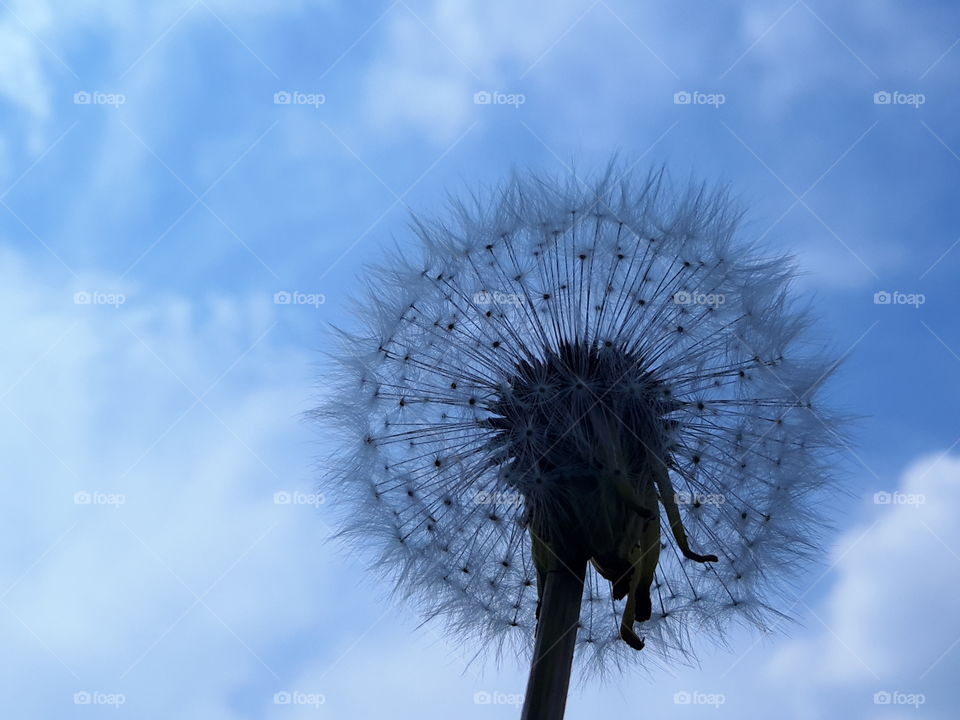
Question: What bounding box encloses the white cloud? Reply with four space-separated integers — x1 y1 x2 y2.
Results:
0 0 315 155
768 454 960 717
0 244 335 718
359 0 589 143
0 22 51 121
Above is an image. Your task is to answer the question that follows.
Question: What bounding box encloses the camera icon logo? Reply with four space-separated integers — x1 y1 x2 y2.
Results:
74 91 91 105
273 291 292 305
873 91 892 105
274 91 292 105
674 91 692 105
474 691 492 704
473 91 492 105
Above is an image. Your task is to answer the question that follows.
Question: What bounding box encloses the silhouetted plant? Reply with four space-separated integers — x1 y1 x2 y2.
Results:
316 164 842 719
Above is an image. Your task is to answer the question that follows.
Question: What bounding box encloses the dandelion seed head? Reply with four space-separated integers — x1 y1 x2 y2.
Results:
316 165 843 674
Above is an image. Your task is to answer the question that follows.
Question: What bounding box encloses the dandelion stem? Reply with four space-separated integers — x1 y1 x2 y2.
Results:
521 562 586 720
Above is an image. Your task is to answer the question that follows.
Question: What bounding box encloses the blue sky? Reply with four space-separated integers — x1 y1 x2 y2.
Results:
1 1 959 717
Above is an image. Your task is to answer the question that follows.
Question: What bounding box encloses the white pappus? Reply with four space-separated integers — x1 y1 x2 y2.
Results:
313 164 845 675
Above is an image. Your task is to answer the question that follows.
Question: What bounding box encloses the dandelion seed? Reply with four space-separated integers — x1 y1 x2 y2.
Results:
315 164 843 717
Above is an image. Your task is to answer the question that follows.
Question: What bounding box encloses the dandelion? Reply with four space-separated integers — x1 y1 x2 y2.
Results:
316 165 842 718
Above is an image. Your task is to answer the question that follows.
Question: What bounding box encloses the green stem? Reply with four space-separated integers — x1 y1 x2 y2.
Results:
520 562 586 720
